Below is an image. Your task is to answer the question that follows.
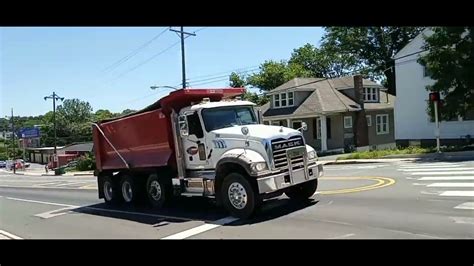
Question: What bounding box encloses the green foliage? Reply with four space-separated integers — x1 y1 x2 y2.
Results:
337 147 432 160
246 60 311 91
229 72 247 88
418 27 474 120
94 109 118 122
322 27 424 94
75 153 96 171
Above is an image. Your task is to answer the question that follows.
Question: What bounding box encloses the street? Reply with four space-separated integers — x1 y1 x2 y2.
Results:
1 159 473 239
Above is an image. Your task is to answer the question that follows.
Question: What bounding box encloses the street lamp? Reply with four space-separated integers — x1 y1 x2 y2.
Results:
150 85 180 91
44 92 65 163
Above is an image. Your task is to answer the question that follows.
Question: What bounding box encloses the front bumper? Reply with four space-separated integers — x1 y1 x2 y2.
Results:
257 162 323 194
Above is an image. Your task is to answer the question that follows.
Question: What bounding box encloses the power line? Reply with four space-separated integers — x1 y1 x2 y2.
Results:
113 40 181 81
100 28 170 74
186 65 259 81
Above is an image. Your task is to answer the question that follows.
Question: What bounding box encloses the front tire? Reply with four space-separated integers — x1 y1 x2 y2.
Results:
221 173 258 219
285 179 318 201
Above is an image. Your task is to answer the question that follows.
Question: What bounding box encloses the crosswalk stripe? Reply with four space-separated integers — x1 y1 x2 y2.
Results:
427 183 474 188
399 165 461 169
454 202 474 210
411 171 474 176
419 176 474 181
401 168 474 172
439 191 474 197
399 163 460 167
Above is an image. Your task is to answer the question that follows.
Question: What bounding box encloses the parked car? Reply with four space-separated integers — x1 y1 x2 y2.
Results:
0 161 6 168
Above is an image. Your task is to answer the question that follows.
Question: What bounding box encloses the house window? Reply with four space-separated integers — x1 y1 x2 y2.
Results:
274 94 280 108
366 115 372 127
344 116 353 129
271 120 282 126
273 92 294 108
376 114 389 135
363 88 379 102
292 120 302 130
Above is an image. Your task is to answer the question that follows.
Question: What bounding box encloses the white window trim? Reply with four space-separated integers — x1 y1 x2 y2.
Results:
376 114 389 135
363 87 379 103
366 115 372 127
316 117 321 139
273 91 294 108
292 120 302 130
344 116 353 129
271 120 281 126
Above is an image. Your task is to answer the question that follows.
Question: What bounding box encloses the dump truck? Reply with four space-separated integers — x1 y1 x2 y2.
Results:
92 88 323 218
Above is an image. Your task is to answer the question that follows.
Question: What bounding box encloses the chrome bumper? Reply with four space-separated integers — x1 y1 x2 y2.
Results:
257 162 323 194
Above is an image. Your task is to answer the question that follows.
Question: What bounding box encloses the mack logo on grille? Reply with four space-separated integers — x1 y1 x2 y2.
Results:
272 140 303 150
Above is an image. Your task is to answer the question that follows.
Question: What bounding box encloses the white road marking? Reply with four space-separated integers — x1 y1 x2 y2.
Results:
419 176 474 181
51 181 90 187
399 164 462 168
439 191 474 197
328 233 355 239
34 207 77 219
411 171 474 176
454 202 474 210
399 163 460 166
161 216 239 239
5 196 196 222
0 184 97 190
402 168 474 172
0 230 23 239
427 183 474 188
450 216 474 225
6 197 78 207
33 181 64 187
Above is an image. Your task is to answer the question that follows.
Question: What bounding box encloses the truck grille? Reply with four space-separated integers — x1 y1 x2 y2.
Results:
271 135 305 170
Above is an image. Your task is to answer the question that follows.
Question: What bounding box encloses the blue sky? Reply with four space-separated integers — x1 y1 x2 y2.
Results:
1 27 325 117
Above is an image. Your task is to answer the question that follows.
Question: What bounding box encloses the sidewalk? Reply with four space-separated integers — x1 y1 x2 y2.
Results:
1 168 93 177
318 150 474 165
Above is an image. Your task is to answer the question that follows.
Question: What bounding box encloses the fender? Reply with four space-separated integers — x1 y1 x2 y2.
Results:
216 148 267 176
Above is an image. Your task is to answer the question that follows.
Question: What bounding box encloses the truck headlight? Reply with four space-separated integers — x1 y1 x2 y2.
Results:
250 162 268 173
307 150 317 160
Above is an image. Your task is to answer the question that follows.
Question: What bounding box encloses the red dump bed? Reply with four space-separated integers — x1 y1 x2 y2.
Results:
93 88 245 172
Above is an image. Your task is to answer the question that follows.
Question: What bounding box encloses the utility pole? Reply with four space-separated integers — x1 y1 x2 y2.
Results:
169 27 196 89
44 92 64 160
10 108 15 159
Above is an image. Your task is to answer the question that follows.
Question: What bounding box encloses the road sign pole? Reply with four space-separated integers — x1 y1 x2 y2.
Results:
433 101 440 153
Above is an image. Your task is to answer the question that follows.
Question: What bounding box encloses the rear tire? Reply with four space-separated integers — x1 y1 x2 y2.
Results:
120 174 141 205
103 175 123 205
145 173 171 208
285 179 318 201
221 173 258 219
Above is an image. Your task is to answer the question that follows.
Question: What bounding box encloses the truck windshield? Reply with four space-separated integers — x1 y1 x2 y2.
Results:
201 106 257 132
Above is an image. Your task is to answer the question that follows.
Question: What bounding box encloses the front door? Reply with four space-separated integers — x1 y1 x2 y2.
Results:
181 111 209 170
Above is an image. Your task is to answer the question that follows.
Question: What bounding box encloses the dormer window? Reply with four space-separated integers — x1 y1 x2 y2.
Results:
273 92 294 108
363 87 379 102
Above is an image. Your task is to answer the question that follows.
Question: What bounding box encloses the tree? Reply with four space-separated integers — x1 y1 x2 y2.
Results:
56 99 93 124
322 27 424 94
94 109 116 121
246 60 311 91
289 43 357 78
121 109 137 115
229 72 247 88
418 27 474 120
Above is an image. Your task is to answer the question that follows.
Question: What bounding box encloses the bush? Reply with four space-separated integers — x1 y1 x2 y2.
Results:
75 153 96 171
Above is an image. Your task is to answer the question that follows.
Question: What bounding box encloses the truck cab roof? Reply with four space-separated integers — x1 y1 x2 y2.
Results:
185 100 256 112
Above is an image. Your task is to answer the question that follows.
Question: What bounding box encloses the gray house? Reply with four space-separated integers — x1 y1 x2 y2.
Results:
260 75 396 153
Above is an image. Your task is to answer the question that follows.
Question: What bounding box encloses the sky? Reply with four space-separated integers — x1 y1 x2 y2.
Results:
1 27 325 117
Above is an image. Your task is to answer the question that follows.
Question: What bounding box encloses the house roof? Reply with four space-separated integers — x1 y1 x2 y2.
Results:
262 76 394 118
268 76 383 94
393 28 432 60
62 142 93 152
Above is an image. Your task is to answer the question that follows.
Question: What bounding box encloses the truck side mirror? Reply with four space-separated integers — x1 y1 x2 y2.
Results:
300 122 308 131
178 115 189 136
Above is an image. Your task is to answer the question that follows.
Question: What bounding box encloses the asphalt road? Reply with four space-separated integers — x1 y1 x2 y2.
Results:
1 159 473 239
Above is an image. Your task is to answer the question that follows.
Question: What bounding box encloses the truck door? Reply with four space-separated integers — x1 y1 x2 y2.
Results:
181 111 210 169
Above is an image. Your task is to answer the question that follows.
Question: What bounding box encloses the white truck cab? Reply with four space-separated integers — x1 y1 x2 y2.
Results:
174 97 323 218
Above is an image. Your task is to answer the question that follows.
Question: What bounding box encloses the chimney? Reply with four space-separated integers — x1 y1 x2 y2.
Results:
353 75 369 148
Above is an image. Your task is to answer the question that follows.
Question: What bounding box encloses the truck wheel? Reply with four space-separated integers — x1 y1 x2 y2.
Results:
103 175 123 205
221 173 258 219
285 179 318 201
145 174 169 208
120 174 140 204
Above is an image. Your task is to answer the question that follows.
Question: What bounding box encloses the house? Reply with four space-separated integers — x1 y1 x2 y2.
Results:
260 75 396 153
26 142 93 167
393 28 474 147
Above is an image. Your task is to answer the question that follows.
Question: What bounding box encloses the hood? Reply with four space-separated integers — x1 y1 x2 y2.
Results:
211 124 302 141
